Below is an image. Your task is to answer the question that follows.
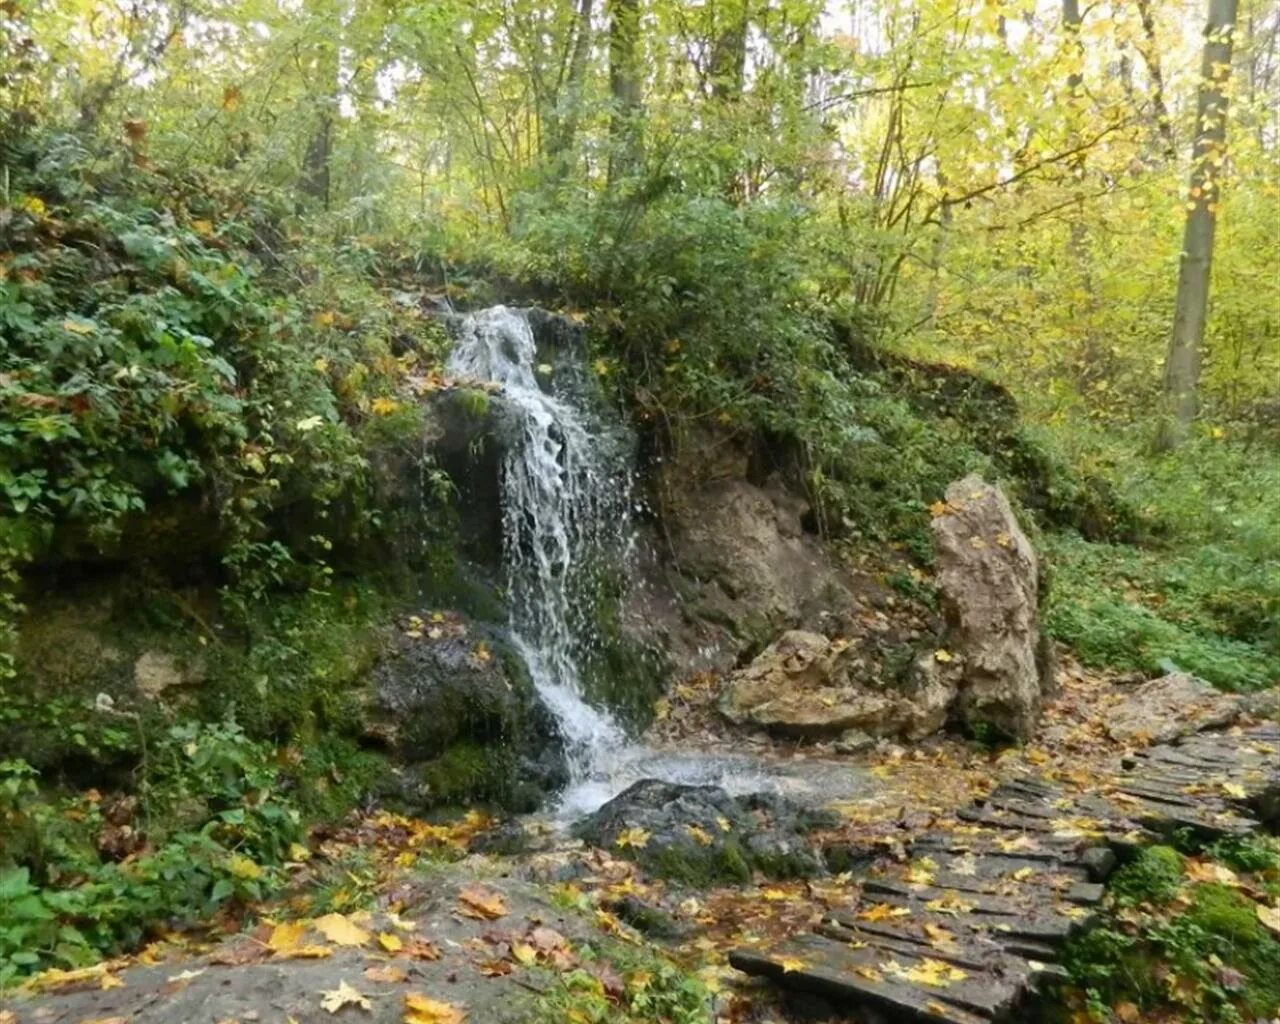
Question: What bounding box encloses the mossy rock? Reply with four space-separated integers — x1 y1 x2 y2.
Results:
574 779 834 885
361 610 568 811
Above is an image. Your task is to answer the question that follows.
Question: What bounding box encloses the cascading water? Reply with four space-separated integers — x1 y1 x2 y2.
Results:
447 306 870 818
447 307 627 780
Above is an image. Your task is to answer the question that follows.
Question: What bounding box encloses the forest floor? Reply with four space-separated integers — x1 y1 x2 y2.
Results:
6 662 1277 1024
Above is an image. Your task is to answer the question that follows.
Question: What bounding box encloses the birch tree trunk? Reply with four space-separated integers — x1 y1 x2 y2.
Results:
1157 0 1239 450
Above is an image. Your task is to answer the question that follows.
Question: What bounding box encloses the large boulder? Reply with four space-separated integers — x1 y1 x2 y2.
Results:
1106 672 1248 746
931 475 1049 740
718 630 955 741
574 779 836 884
363 611 568 811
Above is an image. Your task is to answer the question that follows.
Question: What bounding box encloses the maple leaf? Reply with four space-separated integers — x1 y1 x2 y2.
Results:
858 903 912 922
268 921 309 953
922 923 957 947
315 913 372 947
933 649 954 663
1221 781 1247 799
320 980 371 1013
456 886 508 920
924 894 975 916
686 824 714 846
777 956 807 973
884 957 968 987
403 992 466 1024
855 965 884 982
614 826 651 850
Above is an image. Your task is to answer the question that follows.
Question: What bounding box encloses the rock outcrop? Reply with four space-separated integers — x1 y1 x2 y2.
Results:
931 475 1050 740
364 610 568 811
574 779 836 883
718 630 954 740
1105 672 1248 746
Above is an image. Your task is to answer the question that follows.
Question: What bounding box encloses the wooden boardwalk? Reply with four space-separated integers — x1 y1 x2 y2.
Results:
730 721 1279 1024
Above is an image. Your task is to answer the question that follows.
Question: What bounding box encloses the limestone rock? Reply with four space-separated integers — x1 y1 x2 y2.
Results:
133 651 186 698
1107 672 1247 746
574 779 836 883
718 630 958 740
932 475 1047 740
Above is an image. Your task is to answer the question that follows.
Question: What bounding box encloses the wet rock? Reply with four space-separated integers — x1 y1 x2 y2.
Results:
363 611 568 810
1106 672 1247 746
833 728 876 755
931 475 1048 741
574 779 836 884
718 631 957 740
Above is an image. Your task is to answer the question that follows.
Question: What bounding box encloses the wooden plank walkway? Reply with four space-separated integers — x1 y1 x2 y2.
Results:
729 722 1279 1023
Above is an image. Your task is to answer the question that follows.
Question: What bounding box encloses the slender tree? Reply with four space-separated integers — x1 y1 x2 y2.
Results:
1157 0 1240 449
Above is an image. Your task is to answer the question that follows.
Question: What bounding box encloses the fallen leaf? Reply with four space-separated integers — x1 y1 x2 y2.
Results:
1256 903 1280 936
404 992 466 1024
404 938 443 961
315 913 372 947
614 827 651 850
456 886 507 921
858 903 911 922
1221 782 1247 800
269 920 310 952
365 965 408 984
378 932 404 953
167 968 205 982
778 956 807 973
320 980 371 1014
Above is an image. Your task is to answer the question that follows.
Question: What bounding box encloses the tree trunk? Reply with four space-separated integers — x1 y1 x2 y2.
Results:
607 0 643 185
545 0 595 172
1157 0 1239 450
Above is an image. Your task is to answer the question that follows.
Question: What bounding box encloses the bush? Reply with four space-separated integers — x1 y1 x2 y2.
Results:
0 721 304 983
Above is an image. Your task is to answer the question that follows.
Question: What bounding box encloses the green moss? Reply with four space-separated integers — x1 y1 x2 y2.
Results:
417 741 542 813
1111 846 1185 906
646 839 752 887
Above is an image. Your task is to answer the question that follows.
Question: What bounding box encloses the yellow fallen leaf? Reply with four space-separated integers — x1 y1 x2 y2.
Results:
924 894 975 916
779 956 807 973
922 923 957 947
315 913 372 947
884 957 968 987
855 965 884 982
320 980 371 1013
268 920 309 952
1256 903 1280 936
858 903 912 922
511 942 538 966
934 649 954 663
1221 782 1247 800
762 888 790 901
686 824 714 847
614 826 651 850
62 319 95 335
404 992 466 1024
378 932 404 953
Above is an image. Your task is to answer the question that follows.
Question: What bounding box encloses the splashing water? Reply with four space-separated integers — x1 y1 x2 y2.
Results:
448 307 626 776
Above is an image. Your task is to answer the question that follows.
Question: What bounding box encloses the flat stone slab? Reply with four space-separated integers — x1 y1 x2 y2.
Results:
730 721 1279 1023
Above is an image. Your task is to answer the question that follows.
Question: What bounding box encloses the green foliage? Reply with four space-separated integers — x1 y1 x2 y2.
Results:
0 721 304 984
1064 850 1280 1024
529 940 712 1024
1110 846 1185 907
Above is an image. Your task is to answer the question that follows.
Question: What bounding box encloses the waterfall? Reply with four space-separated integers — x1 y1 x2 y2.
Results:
447 306 627 778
